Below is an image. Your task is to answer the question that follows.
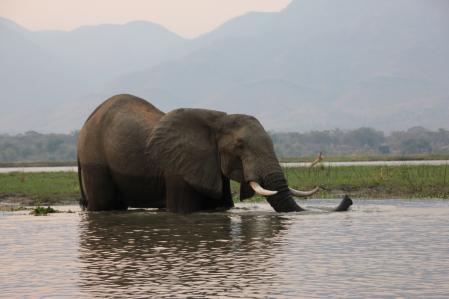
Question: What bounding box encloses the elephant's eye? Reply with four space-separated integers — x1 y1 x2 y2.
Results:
235 138 244 149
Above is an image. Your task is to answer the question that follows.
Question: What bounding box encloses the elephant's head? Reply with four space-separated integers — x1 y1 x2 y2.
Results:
147 109 351 212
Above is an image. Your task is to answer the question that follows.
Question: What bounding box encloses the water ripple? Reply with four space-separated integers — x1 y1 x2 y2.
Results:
1 200 449 298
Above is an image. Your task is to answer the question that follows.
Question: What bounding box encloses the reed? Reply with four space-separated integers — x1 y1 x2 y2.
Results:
1 165 448 206
0 172 79 205
281 165 449 199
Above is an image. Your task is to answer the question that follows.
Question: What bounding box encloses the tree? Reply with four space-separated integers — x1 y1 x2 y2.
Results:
400 138 432 154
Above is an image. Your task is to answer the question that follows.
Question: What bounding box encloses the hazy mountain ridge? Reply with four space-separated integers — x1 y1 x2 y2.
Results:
30 21 187 84
0 17 188 132
111 0 449 132
1 0 448 133
0 18 85 131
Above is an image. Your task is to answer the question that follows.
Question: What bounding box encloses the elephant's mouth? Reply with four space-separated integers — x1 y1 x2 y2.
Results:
248 181 278 196
247 178 320 198
252 172 353 213
260 172 305 212
238 168 321 212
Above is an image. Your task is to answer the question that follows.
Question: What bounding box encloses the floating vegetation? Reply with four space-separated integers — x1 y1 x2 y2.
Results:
31 206 57 216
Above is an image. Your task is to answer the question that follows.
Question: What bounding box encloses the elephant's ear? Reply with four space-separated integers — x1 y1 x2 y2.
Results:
240 182 255 201
147 108 226 199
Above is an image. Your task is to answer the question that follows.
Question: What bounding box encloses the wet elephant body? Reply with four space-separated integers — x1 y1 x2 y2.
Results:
77 94 352 213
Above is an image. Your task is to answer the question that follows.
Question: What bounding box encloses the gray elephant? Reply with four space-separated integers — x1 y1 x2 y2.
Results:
77 94 352 213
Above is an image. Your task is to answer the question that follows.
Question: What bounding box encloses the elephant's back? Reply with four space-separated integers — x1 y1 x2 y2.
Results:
77 94 166 208
77 94 164 170
84 94 164 125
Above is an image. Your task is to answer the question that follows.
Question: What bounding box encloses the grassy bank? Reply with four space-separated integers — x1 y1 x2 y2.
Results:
1 154 449 168
1 165 448 206
282 165 449 199
279 154 449 163
0 172 79 205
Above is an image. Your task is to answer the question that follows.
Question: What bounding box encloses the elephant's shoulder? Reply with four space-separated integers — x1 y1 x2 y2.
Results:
86 94 163 122
106 94 160 111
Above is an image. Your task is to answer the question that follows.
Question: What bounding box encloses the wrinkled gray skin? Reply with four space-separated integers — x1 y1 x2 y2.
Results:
77 94 352 213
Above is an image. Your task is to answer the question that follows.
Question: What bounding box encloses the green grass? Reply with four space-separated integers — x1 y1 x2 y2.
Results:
281 165 449 199
30 206 57 216
279 154 449 163
1 165 448 206
0 172 79 205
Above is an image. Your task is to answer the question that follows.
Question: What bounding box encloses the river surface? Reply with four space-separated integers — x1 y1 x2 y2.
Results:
1 200 449 298
1 160 448 173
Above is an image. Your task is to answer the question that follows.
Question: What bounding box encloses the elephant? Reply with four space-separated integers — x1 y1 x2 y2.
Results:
77 94 352 213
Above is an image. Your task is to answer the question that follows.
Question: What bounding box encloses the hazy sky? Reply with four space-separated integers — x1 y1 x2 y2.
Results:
0 0 291 37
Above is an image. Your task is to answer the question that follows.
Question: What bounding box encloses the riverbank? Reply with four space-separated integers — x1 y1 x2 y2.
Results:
1 164 448 207
279 154 449 163
284 165 449 199
0 172 79 207
2 154 449 168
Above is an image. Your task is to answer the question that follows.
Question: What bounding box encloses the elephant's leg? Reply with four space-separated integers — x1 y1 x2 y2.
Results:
202 176 234 211
221 176 234 209
165 175 205 213
81 164 128 211
165 175 234 213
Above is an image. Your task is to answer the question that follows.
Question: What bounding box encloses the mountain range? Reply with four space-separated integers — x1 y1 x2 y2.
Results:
1 0 448 133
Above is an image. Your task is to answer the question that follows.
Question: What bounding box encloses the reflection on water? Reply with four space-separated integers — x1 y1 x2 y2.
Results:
1 200 449 298
79 210 289 298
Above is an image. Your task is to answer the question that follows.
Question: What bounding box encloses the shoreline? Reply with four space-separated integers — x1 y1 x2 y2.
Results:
1 159 448 175
0 195 79 206
2 154 449 168
1 188 447 210
1 164 448 209
2 194 448 213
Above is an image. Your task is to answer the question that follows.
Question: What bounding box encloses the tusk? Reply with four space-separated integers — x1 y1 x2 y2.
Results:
289 186 320 197
249 181 278 196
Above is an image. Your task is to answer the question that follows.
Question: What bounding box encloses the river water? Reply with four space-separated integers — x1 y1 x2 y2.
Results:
0 160 448 173
1 200 449 298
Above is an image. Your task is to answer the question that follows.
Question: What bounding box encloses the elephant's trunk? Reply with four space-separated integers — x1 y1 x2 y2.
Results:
334 195 353 212
262 171 353 213
263 172 305 212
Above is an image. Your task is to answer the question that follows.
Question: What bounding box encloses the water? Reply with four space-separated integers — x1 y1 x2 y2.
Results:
0 166 78 173
1 200 449 298
1 160 448 173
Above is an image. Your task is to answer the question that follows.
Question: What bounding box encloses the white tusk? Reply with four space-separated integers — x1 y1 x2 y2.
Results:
249 181 278 196
289 186 320 197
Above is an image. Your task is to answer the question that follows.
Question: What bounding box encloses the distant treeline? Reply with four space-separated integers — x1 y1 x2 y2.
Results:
271 127 449 158
0 131 78 163
1 127 449 163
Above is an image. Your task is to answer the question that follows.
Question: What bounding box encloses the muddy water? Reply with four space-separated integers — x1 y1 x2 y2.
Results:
1 200 449 298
